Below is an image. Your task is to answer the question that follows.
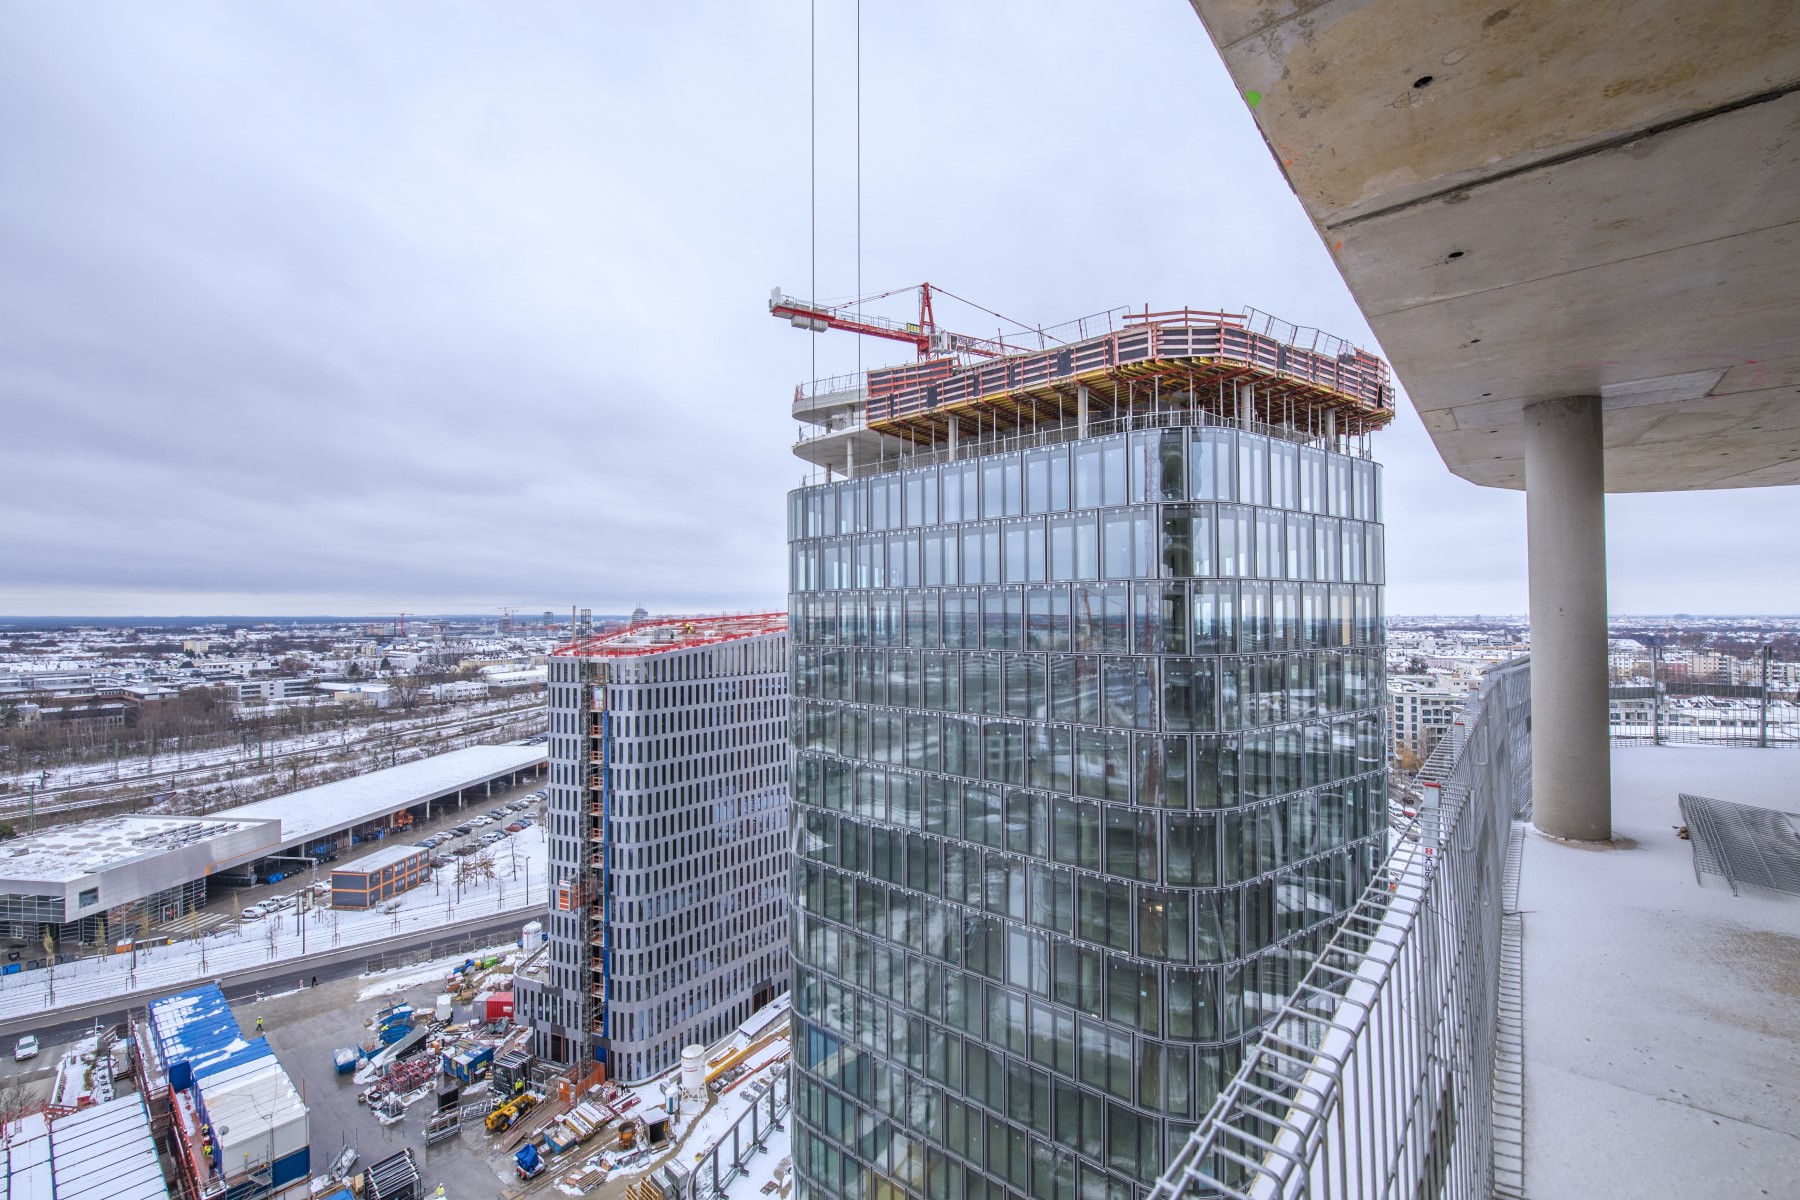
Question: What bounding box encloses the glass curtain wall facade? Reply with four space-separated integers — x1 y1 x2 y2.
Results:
787 426 1387 1200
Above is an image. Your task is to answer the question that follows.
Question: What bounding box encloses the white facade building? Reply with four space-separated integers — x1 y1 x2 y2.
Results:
523 614 789 1082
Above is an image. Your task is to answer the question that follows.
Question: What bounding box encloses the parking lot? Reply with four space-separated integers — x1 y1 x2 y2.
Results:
206 779 545 932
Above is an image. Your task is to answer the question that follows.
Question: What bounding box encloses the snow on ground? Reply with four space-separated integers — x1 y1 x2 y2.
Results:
21 696 538 795
50 1034 103 1108
721 1125 791 1200
356 941 520 1001
0 826 548 1021
600 1012 792 1192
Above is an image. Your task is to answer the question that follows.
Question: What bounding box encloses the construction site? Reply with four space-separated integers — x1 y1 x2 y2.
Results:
775 284 1395 483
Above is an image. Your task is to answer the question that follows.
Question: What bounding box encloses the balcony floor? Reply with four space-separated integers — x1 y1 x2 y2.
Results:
1522 745 1800 1198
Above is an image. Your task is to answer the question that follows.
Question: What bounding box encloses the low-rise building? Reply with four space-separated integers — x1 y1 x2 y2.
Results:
330 844 431 909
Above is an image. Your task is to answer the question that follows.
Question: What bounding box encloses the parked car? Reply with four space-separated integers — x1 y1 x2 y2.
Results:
13 1035 38 1062
505 822 525 833
414 840 434 849
241 907 264 920
451 844 478 857
470 816 493 827
487 808 507 819
452 824 473 835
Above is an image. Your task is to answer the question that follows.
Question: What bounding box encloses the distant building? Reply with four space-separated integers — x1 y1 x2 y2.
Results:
1390 675 1473 760
314 681 392 708
429 679 489 702
521 613 789 1082
232 678 316 708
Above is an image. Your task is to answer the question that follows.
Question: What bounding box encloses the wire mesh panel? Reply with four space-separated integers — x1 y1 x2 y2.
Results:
1679 793 1800 897
1151 659 1531 1200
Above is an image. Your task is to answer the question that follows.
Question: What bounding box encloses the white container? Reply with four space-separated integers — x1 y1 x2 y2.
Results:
435 994 453 1023
522 920 543 947
680 1045 705 1097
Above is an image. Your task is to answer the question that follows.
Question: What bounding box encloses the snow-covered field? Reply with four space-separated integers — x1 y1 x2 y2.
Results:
0 827 548 1022
19 696 540 796
355 941 522 1003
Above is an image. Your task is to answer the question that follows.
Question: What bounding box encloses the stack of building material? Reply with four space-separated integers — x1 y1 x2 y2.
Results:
544 1100 608 1154
363 1149 421 1200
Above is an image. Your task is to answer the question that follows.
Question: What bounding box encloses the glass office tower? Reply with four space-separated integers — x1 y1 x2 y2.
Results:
784 310 1392 1200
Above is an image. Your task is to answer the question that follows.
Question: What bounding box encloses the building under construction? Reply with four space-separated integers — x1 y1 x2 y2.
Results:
779 291 1395 1200
521 614 790 1083
777 290 1394 480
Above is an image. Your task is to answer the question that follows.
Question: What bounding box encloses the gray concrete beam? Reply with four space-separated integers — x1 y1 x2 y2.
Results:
1524 395 1612 841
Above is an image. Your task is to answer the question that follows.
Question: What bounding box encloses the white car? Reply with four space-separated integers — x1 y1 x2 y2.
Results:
14 1035 39 1061
469 816 493 827
242 907 264 920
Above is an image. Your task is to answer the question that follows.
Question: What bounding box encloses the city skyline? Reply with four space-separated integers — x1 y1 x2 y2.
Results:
4 4 1799 619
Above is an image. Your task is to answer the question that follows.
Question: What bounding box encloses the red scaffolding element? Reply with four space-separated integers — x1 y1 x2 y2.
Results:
552 613 787 659
859 306 1396 441
769 283 1032 361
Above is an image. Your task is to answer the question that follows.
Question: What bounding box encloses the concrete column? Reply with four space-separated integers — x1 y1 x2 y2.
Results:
1077 386 1089 439
947 418 960 462
1524 394 1612 841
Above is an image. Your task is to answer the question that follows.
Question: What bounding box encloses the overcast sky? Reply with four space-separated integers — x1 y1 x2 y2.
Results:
2 2 1796 618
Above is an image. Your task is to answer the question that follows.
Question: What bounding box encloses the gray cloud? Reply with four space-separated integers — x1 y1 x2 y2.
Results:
1 2 1796 618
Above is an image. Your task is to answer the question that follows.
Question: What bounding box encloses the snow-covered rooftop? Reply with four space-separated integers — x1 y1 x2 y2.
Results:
1 1093 169 1200
334 841 428 876
218 742 543 847
1522 745 1800 1197
0 815 274 885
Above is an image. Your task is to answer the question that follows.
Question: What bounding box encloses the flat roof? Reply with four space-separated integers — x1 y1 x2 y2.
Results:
555 613 785 659
0 815 273 885
334 842 428 876
218 743 544 848
1 1094 168 1200
44 1093 168 1200
1522 745 1800 1197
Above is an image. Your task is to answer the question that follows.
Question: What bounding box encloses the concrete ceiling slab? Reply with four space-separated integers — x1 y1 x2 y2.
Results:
1189 0 1800 493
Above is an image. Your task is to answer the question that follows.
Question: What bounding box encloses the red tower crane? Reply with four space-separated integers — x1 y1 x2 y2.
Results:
769 283 1027 361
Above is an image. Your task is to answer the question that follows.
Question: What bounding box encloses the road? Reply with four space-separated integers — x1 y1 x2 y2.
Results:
4 907 535 1050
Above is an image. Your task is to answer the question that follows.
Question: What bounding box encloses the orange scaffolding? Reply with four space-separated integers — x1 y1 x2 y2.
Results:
860 306 1394 446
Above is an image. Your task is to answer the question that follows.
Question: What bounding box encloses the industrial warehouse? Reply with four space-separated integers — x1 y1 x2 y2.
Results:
0 743 544 950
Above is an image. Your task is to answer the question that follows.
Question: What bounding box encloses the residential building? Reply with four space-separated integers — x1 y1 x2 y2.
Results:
1388 674 1472 760
784 308 1392 1199
524 614 790 1082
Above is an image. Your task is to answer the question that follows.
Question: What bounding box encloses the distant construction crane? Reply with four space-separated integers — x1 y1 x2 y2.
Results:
387 613 412 638
496 606 516 634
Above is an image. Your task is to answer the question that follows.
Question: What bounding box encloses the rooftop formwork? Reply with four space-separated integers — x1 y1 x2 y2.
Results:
789 303 1395 480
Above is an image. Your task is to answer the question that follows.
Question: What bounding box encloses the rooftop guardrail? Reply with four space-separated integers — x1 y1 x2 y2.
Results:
1151 657 1531 1200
